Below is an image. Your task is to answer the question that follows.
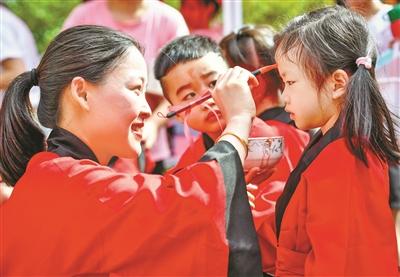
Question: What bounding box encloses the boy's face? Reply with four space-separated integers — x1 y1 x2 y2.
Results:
162 52 228 138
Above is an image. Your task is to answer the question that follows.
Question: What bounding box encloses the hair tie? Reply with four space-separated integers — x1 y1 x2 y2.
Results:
30 68 38 86
355 57 372 69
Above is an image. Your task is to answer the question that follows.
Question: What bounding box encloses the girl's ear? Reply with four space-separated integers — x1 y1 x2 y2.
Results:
70 77 90 111
331 69 349 99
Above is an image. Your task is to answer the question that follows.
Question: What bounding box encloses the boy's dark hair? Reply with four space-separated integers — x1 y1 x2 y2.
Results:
275 5 399 165
0 25 142 186
154 34 222 85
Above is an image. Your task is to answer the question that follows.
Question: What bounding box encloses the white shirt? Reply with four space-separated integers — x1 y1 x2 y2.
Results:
0 6 39 107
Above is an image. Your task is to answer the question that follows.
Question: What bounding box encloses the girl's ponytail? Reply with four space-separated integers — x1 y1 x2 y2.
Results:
344 61 400 164
0 71 45 186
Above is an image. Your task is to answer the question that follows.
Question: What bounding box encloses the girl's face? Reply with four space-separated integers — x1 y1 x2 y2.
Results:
86 47 151 164
275 49 340 134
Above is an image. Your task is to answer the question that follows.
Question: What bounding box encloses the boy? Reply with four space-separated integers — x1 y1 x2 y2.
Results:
154 35 280 275
155 35 278 169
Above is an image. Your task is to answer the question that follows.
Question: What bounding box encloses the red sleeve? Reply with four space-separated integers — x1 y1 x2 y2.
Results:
59 157 229 275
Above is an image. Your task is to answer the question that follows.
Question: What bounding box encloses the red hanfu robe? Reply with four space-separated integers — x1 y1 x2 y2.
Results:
274 121 398 276
0 127 263 276
254 107 310 274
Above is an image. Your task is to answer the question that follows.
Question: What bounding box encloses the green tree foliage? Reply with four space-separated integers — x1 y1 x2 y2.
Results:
6 0 80 53
166 0 333 29
242 0 333 28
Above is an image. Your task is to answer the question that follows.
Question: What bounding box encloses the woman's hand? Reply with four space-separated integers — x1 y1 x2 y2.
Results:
246 183 258 209
245 166 276 209
213 67 258 163
212 66 258 122
245 166 277 185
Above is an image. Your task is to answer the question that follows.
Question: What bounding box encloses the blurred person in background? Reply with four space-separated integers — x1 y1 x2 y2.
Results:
180 0 223 42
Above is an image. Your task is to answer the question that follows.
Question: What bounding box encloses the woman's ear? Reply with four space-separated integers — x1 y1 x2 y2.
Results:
331 69 349 99
70 76 89 111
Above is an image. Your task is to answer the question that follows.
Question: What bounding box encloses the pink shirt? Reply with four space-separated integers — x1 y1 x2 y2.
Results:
63 0 189 95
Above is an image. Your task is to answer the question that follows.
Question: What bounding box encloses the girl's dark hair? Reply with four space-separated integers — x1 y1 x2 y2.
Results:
275 6 400 165
219 25 282 98
0 25 142 186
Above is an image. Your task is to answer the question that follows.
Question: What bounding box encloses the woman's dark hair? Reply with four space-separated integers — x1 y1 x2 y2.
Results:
275 5 400 165
219 25 282 99
0 25 143 186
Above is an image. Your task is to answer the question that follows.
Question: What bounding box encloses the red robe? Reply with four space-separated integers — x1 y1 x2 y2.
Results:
0 127 262 276
275 123 398 276
254 108 310 274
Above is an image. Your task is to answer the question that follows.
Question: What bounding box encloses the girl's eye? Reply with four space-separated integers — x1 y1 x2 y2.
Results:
182 92 196 101
286 81 295 86
208 80 217 89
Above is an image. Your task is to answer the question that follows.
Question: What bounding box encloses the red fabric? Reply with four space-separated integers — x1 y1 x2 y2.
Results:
112 149 156 175
169 117 304 274
1 152 229 276
276 139 398 276
253 119 309 274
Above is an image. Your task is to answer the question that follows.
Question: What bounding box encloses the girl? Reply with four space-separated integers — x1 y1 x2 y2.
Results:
0 25 263 276
274 6 399 275
220 27 310 274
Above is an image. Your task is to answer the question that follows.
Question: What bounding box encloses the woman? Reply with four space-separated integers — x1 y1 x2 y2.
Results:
0 25 263 276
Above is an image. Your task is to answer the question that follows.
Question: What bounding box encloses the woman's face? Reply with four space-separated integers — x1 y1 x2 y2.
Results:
86 46 151 164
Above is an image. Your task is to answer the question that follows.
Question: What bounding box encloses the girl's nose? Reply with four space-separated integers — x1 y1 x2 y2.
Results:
281 88 290 105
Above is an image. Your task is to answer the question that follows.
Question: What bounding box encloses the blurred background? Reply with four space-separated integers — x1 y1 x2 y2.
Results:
5 0 335 53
